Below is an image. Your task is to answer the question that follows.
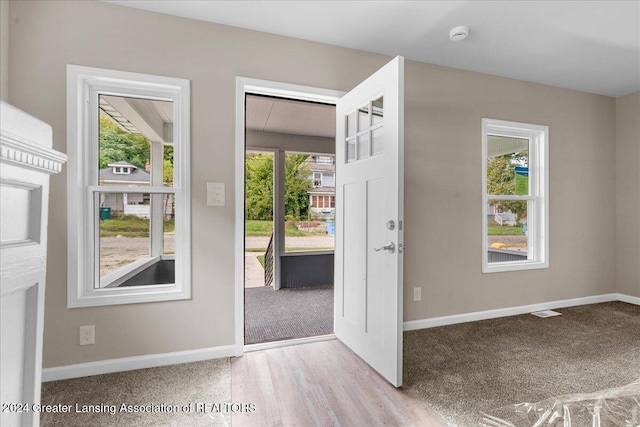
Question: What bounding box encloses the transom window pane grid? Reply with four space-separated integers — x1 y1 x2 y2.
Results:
345 95 384 163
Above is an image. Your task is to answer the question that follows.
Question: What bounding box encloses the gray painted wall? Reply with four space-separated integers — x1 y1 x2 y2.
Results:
1 0 8 101
616 92 640 298
7 1 619 368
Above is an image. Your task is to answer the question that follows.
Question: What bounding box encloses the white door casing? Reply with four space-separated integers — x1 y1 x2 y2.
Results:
334 56 404 387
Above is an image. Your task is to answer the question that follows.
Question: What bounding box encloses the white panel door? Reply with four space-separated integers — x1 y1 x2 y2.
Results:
334 56 404 387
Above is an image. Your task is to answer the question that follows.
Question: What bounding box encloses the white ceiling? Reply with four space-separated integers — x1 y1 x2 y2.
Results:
246 95 335 137
106 1 639 98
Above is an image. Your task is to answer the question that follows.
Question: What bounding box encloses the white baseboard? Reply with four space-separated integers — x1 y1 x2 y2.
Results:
403 293 620 331
617 293 640 305
43 294 639 382
42 344 236 382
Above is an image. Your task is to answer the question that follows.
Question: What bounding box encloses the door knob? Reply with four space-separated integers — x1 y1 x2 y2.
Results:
374 242 395 254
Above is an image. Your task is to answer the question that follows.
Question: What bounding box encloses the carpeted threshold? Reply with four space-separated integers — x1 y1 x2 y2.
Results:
40 358 231 426
244 285 334 344
403 302 640 426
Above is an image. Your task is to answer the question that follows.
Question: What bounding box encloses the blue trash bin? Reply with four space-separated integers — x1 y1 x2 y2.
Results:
326 220 335 236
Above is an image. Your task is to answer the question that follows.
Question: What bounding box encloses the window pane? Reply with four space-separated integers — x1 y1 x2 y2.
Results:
347 139 356 163
358 104 369 132
372 127 384 155
487 200 528 263
323 173 335 187
358 132 370 159
98 192 175 288
372 95 383 125
98 95 174 188
346 112 357 138
486 136 529 196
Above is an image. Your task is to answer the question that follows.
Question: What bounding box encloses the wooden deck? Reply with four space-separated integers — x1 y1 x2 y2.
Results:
231 339 445 426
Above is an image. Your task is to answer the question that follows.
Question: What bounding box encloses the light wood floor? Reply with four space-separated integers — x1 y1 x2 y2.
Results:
231 339 445 426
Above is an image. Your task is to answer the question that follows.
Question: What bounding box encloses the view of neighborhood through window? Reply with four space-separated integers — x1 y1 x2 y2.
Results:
68 65 189 306
97 95 176 288
244 152 335 259
288 153 336 252
486 136 530 262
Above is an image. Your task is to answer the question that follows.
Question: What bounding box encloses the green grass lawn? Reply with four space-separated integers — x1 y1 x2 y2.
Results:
245 220 317 237
257 255 265 268
487 225 524 236
100 215 175 237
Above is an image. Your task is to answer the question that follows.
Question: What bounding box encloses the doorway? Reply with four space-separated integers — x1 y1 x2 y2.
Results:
236 57 405 386
243 94 338 346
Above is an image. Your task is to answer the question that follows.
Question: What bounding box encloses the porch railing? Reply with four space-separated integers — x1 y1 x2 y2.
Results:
264 234 274 287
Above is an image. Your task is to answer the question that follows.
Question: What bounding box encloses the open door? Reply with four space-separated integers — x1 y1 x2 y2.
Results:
334 56 404 387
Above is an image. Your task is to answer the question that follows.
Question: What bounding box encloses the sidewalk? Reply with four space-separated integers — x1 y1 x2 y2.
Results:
245 235 335 250
245 252 264 288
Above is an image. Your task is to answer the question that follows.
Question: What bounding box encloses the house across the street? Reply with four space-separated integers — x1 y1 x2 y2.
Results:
304 155 335 219
99 160 173 218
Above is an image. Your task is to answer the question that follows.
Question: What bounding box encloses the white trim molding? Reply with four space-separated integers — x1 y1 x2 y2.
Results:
41 294 639 381
42 344 236 382
234 77 343 357
617 293 640 305
403 293 639 331
0 101 67 175
66 65 191 308
482 118 549 273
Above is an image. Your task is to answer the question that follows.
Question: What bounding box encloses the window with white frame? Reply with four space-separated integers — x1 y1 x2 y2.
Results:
482 119 548 273
67 65 190 307
316 156 334 165
312 172 322 187
310 195 335 209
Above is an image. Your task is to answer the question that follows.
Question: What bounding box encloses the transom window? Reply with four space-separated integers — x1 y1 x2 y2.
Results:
67 65 190 307
482 119 548 273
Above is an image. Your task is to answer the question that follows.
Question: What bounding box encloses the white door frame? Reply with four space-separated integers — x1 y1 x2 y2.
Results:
234 77 344 355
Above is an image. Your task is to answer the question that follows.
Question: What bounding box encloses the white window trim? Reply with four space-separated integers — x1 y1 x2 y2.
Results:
67 65 191 307
482 118 549 273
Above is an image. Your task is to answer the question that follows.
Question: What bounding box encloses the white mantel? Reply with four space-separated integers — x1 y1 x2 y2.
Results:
1 101 66 427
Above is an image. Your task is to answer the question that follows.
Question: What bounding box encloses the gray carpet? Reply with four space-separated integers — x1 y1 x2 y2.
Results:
404 302 640 426
40 358 231 427
244 285 334 344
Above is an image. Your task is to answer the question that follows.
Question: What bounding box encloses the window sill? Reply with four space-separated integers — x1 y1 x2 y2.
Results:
483 260 549 273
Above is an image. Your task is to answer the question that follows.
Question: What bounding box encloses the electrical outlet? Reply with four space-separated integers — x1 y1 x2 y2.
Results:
79 325 95 346
413 287 422 302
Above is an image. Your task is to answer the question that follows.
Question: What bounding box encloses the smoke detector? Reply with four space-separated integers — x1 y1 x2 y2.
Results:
449 26 470 41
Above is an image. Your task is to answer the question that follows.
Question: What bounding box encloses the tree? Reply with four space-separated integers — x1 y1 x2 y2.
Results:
244 153 312 221
98 115 150 169
245 154 274 220
99 114 175 184
487 151 528 220
284 154 312 220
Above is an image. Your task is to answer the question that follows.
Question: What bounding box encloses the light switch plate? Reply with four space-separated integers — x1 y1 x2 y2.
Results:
207 182 225 206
